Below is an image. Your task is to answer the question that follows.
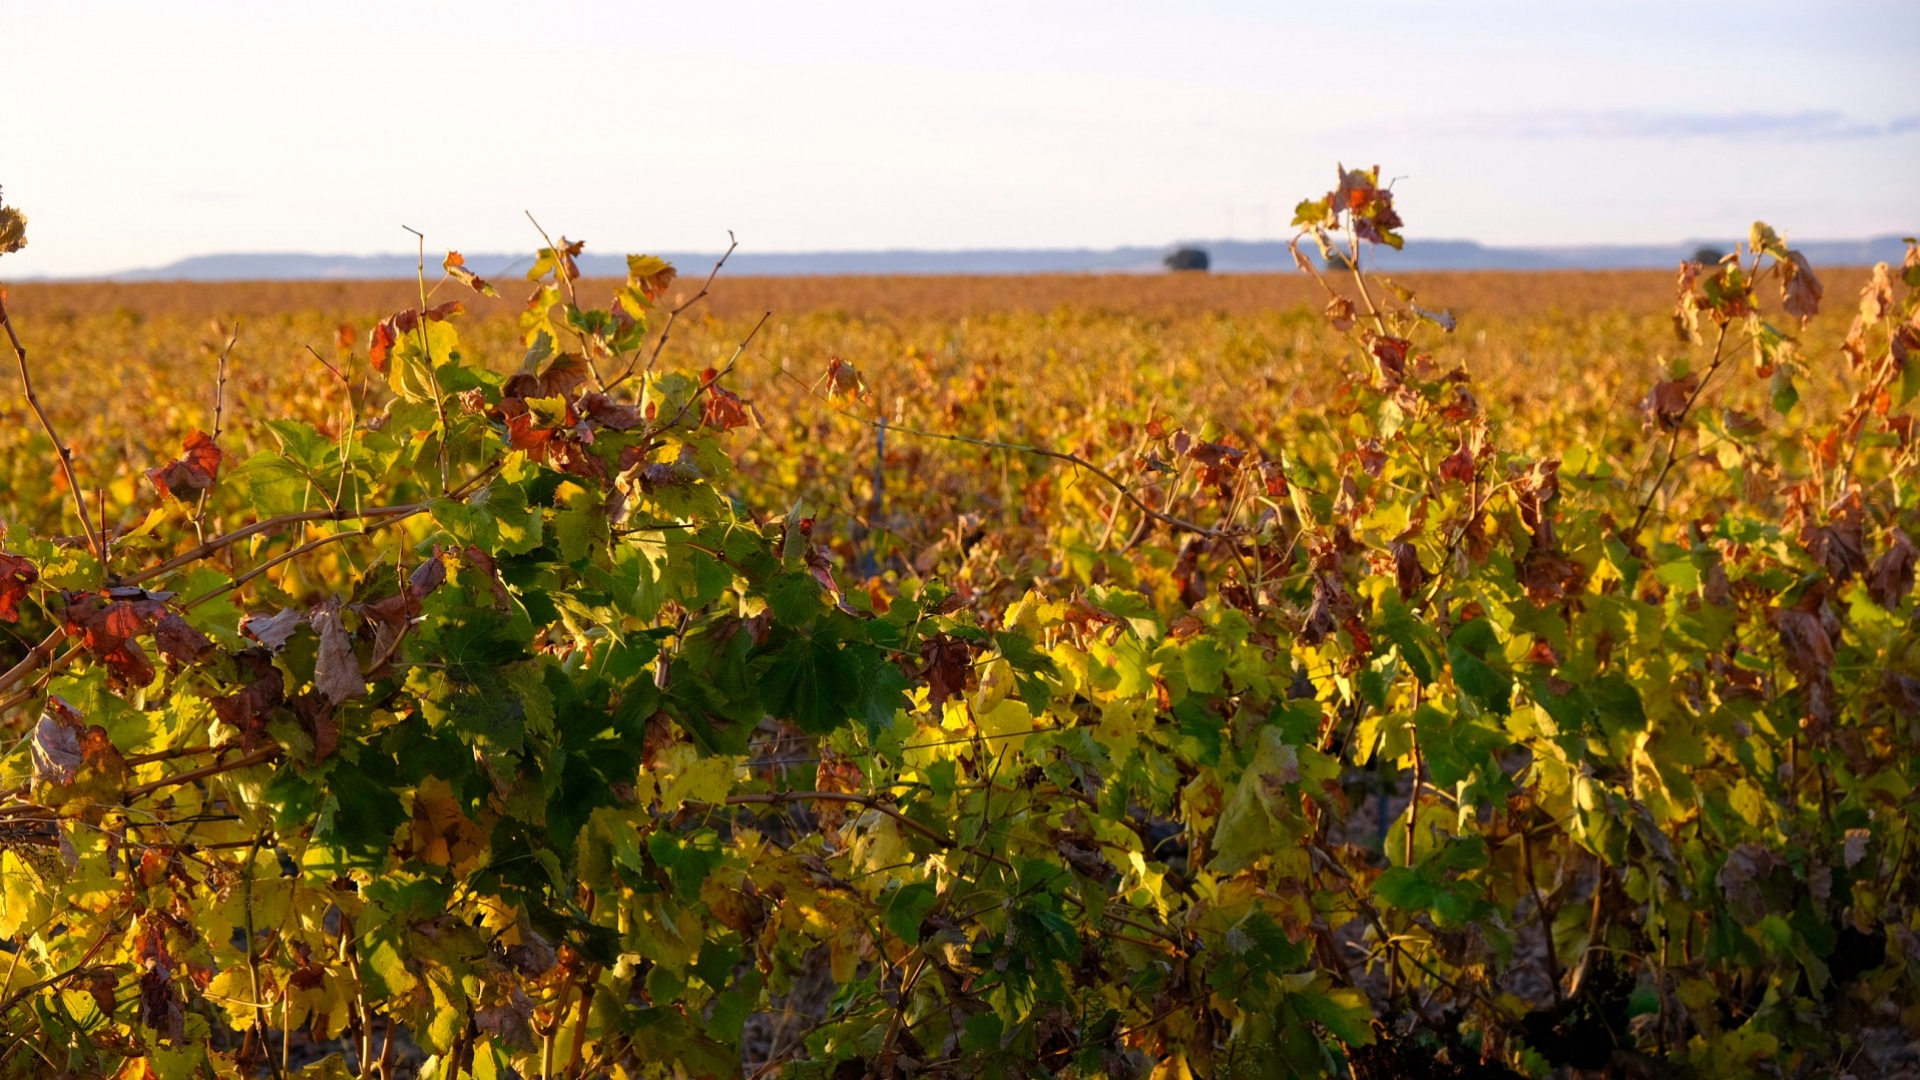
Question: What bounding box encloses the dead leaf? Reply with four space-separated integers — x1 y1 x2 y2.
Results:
0 551 36 622
1779 250 1822 323
1868 527 1917 610
310 602 366 704
1716 842 1782 925
31 701 84 785
241 608 304 652
153 612 216 667
917 634 972 711
1640 375 1698 432
443 250 498 297
1860 262 1895 323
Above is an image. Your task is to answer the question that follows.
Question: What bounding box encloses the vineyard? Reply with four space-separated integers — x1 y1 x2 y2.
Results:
0 171 1914 1078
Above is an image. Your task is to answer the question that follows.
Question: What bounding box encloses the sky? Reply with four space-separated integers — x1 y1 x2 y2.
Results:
3 0 1917 278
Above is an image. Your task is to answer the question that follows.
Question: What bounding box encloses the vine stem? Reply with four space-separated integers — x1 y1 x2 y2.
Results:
193 323 238 543
608 231 739 392
0 291 103 562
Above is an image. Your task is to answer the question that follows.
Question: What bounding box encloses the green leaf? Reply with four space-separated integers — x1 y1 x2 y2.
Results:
884 881 939 943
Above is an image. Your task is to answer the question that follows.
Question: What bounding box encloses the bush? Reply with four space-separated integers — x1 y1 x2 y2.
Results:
0 173 1915 1078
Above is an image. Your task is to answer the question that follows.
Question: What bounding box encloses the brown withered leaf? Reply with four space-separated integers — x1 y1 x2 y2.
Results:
1801 520 1869 582
1716 842 1783 925
1769 604 1834 681
146 430 221 500
1514 459 1561 548
31 701 84 786
1640 374 1698 432
576 391 645 430
504 930 557 977
1438 439 1476 483
502 353 590 402
1389 541 1428 600
241 608 304 652
212 649 286 747
825 356 867 400
1369 336 1411 382
0 193 26 256
1324 295 1356 332
475 988 537 1052
918 634 972 711
1673 260 1703 343
443 250 498 297
0 551 37 622
1868 527 1917 610
138 964 186 1044
1518 548 1586 605
1779 250 1822 323
153 611 216 667
310 602 366 705
1860 262 1895 323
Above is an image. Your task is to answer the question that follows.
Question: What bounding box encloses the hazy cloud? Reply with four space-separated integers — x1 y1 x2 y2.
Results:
1394 110 1920 141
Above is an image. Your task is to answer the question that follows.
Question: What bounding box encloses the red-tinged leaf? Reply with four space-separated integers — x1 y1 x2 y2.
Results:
146 430 221 500
334 323 355 352
1518 547 1585 605
702 368 754 431
1800 515 1869 582
1369 336 1410 381
444 250 498 297
1258 460 1289 497
0 551 36 622
1779 250 1822 323
1868 528 1917 610
63 591 169 687
1438 440 1476 483
367 319 398 371
475 988 537 1052
409 551 448 599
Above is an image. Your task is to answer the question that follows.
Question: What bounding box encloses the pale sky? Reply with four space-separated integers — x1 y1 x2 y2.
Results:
3 0 1916 277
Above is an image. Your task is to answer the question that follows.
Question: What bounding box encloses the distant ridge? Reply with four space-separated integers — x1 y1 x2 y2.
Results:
64 235 1915 282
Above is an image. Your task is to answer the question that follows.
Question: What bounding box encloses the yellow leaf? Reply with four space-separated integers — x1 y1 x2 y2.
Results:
409 777 490 876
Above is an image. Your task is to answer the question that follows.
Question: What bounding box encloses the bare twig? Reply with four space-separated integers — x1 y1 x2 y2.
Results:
1627 321 1732 539
609 231 740 392
193 323 239 542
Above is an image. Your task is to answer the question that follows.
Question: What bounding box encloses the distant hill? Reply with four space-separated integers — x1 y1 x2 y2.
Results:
70 235 1916 281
